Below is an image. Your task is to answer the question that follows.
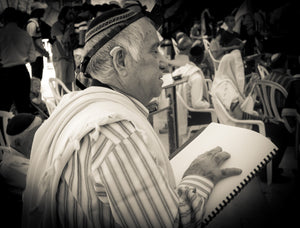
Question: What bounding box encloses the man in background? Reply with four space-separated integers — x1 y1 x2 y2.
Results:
0 7 36 113
26 1 50 80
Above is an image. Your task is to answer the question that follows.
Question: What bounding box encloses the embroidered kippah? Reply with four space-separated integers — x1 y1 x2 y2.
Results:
85 8 139 43
80 8 144 74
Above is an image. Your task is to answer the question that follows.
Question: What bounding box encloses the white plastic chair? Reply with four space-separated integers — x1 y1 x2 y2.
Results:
176 91 218 140
0 111 14 147
253 79 292 132
43 97 57 115
212 95 273 185
257 64 269 79
204 78 213 104
203 39 220 76
49 78 72 105
0 111 14 160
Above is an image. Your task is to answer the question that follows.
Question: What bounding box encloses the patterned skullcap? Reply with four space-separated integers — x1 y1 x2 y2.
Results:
80 8 144 74
85 8 141 43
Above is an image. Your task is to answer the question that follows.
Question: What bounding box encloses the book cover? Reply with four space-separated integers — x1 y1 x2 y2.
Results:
170 122 277 225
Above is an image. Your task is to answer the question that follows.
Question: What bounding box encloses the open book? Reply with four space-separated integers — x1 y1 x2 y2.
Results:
170 123 277 225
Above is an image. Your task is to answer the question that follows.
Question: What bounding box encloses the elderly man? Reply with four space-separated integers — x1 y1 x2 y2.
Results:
22 7 241 228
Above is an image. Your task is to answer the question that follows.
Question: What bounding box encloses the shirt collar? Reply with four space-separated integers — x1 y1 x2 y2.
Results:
126 95 149 118
91 85 150 118
88 78 150 117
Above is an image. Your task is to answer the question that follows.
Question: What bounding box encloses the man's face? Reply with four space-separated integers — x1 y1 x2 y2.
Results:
126 23 164 105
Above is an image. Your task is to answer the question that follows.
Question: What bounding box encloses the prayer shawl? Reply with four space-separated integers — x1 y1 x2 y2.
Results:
211 49 253 129
22 86 176 228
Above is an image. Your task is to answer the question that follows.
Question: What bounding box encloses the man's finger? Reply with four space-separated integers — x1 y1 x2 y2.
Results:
205 146 223 157
221 168 242 179
214 151 230 166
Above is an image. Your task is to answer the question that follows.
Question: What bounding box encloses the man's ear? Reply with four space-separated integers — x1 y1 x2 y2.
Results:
111 47 127 77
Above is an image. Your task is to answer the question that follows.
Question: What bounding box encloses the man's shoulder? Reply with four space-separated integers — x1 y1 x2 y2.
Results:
101 120 136 140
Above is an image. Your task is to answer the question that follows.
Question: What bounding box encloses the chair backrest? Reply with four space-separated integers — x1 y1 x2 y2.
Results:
49 78 72 105
212 95 266 135
176 90 218 122
203 39 220 74
176 89 218 142
0 111 14 147
253 79 287 121
43 97 57 115
253 79 295 133
257 64 269 79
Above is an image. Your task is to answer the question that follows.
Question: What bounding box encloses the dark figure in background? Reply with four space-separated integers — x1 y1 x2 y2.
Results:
220 15 243 48
239 13 256 56
239 12 257 73
26 1 50 80
51 6 76 91
0 8 36 114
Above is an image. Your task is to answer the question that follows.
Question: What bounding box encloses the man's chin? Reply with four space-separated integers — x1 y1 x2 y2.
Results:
154 86 163 97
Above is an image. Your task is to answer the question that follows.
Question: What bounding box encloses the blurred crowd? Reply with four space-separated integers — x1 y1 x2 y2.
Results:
0 1 125 118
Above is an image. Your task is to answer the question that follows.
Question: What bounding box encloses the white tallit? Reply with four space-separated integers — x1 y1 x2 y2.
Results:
22 86 176 228
211 49 253 128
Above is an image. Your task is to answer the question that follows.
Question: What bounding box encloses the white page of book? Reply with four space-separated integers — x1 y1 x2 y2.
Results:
170 122 277 222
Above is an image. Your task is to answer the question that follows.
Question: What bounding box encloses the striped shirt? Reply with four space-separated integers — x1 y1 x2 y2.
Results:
56 118 214 227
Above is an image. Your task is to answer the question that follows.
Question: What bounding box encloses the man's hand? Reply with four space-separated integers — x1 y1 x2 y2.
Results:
183 146 242 184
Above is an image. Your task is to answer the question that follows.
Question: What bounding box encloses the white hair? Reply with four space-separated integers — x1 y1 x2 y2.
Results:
84 17 153 83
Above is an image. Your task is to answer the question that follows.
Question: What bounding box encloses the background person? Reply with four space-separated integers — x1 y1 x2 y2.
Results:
0 7 37 114
51 6 76 91
26 1 50 80
220 15 245 49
